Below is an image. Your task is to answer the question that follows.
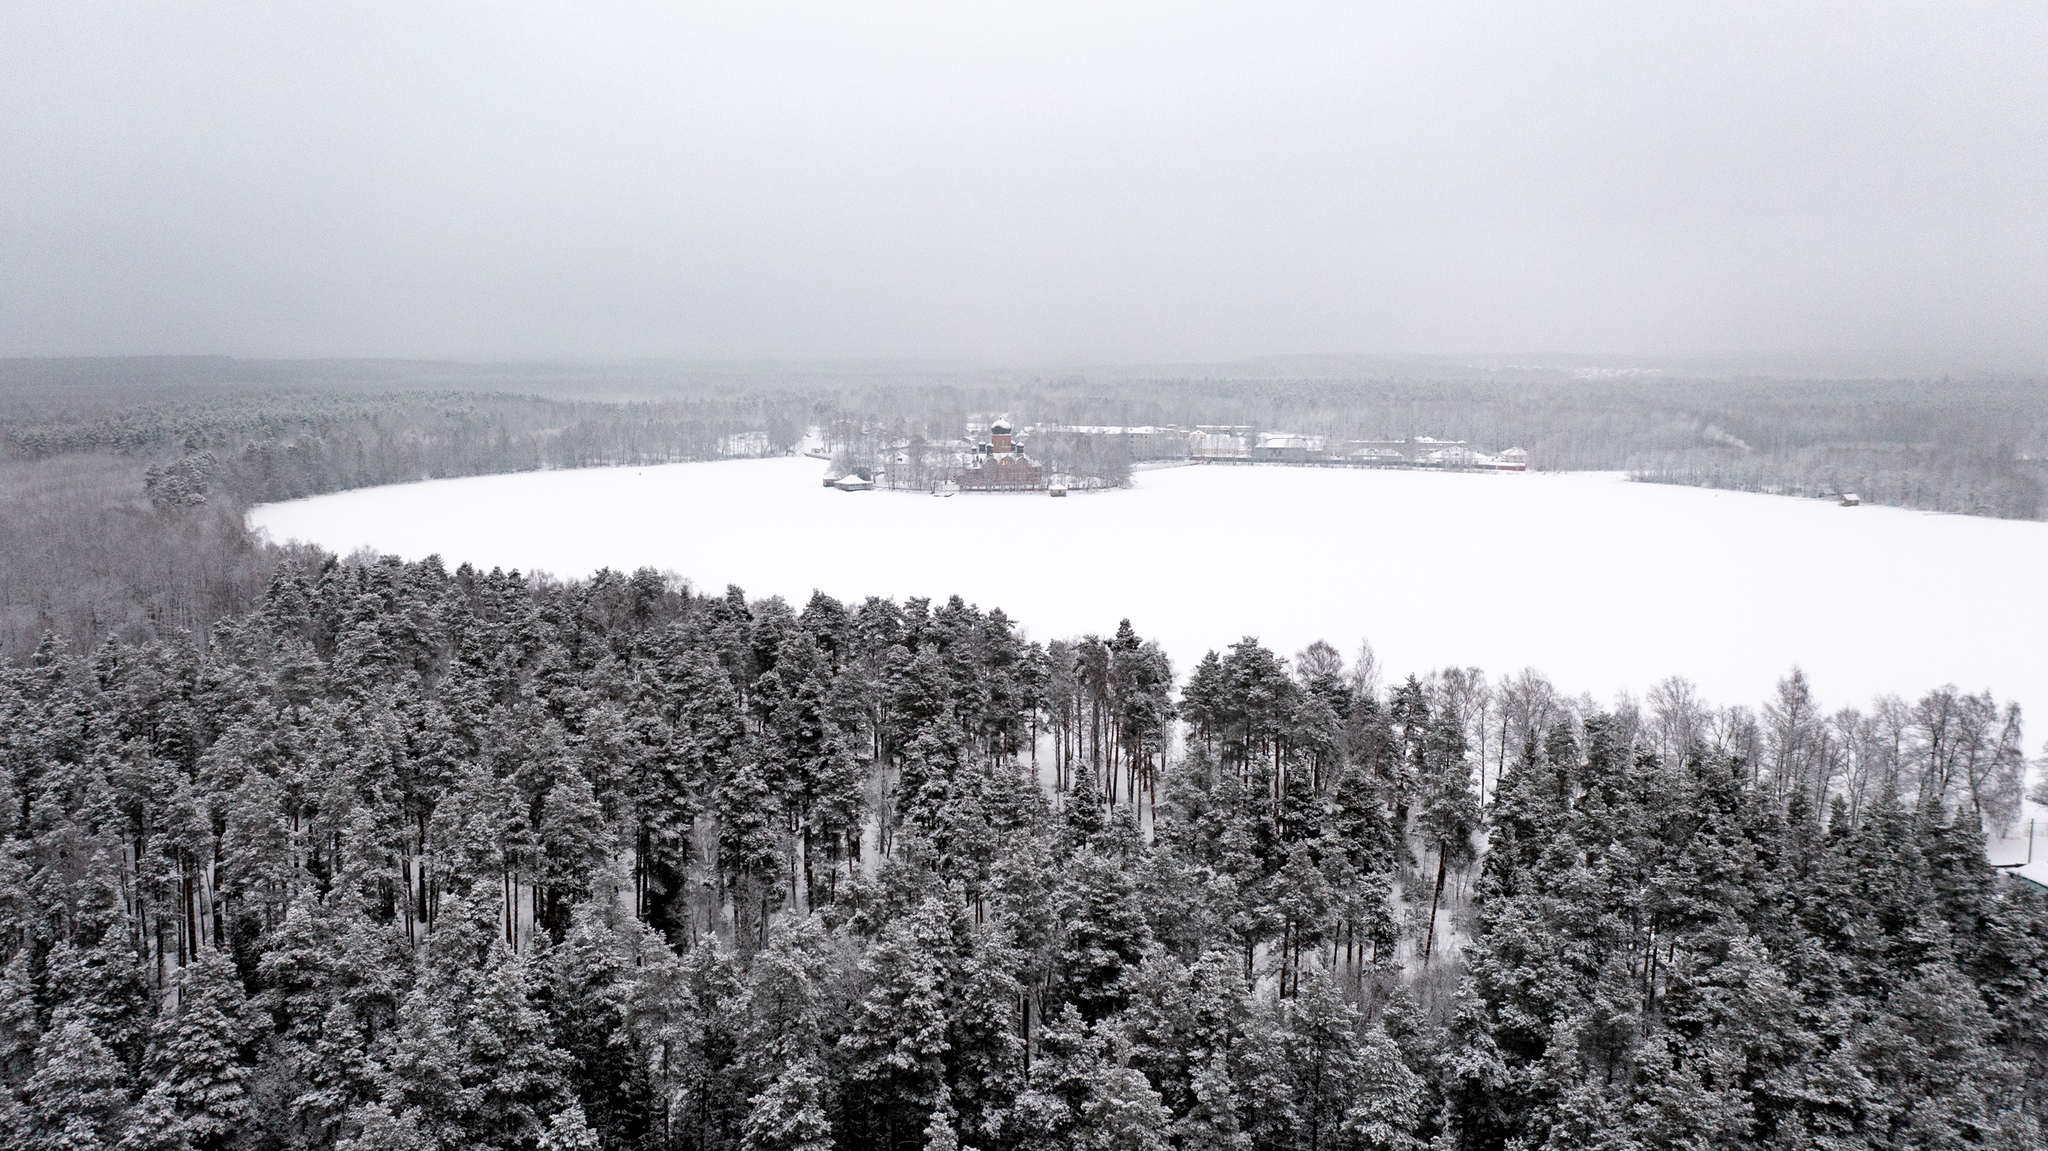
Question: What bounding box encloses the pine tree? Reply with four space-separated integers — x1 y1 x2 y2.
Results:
1282 977 1362 1151
1231 1006 1297 1151
741 1058 834 1151
1415 703 1479 966
1341 1024 1425 1151
122 948 255 1151
537 767 609 941
1011 1006 1166 1151
1172 1049 1246 1151
1270 847 1332 998
362 896 580 1151
27 1014 131 1151
540 1104 603 1151
837 898 953 1151
544 891 664 1151
718 757 786 949
0 949 39 1142
1056 851 1153 1021
742 918 834 1089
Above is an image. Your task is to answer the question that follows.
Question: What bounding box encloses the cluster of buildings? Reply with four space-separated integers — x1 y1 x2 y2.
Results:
822 418 1529 493
1185 427 1527 469
826 419 1062 493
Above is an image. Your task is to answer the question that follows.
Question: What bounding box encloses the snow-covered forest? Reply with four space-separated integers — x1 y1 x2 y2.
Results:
3 361 2047 1150
3 557 2043 1151
11 1 2048 1146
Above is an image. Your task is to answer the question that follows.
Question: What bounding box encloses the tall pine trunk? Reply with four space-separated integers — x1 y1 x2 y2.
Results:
1424 843 1448 964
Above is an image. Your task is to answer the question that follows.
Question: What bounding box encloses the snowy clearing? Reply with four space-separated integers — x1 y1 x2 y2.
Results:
250 456 2048 753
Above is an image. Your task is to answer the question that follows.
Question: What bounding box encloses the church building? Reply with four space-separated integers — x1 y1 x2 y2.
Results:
957 419 1046 490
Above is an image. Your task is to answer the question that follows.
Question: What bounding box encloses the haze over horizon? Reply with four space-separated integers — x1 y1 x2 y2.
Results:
5 3 2046 362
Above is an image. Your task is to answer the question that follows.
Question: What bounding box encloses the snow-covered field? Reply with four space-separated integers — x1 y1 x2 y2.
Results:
250 458 2047 813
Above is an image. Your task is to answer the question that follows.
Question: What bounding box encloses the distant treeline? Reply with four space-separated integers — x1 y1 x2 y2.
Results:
3 358 2045 662
994 373 2048 520
1627 443 2041 518
812 368 2048 519
3 390 809 505
0 362 819 660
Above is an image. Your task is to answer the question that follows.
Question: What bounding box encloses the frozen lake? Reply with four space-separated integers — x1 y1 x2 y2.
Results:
251 457 2048 748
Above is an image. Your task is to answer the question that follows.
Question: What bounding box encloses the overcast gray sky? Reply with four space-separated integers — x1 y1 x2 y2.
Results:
3 2 2045 361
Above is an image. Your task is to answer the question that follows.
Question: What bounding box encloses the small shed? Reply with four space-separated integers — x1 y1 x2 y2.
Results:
1839 493 1862 507
1049 484 1068 497
835 475 875 492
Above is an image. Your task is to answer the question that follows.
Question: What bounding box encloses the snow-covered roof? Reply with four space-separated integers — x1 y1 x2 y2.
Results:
2006 860 2048 893
1257 432 1325 450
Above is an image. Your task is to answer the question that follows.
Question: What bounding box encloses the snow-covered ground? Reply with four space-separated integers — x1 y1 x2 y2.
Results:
251 457 2047 817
